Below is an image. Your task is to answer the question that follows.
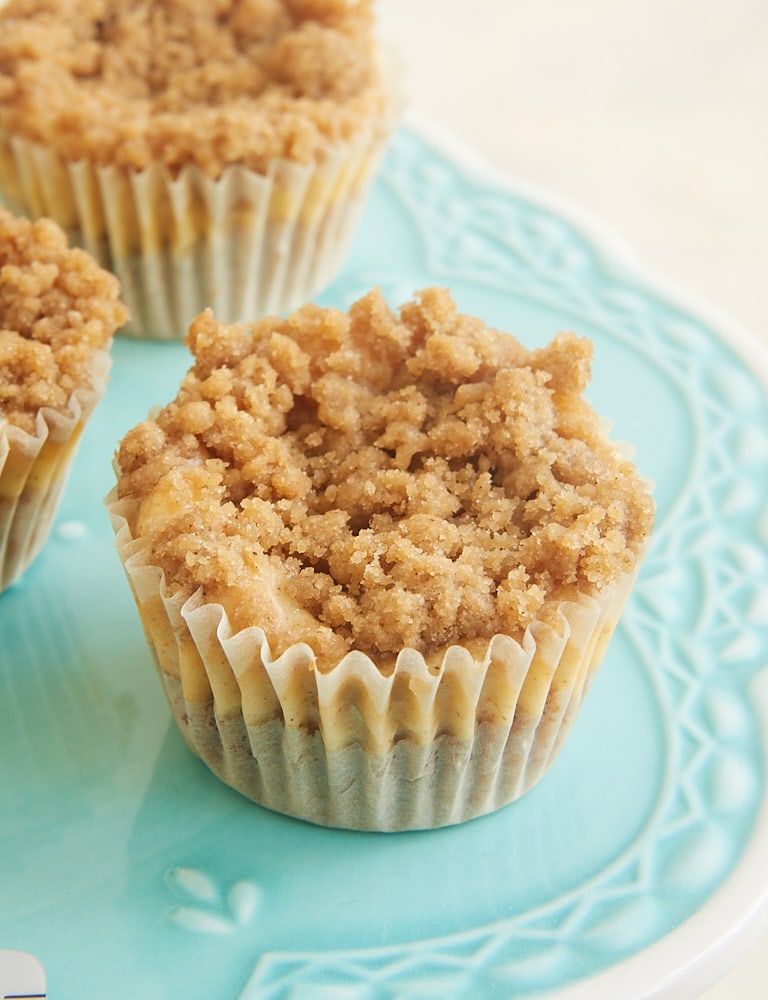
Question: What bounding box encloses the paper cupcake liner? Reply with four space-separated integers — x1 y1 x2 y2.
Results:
107 490 644 831
0 121 392 341
0 351 111 592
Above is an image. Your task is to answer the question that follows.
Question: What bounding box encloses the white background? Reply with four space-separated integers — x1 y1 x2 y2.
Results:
377 1 768 998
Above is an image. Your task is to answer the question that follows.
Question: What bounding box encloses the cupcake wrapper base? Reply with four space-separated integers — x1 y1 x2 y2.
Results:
166 679 553 832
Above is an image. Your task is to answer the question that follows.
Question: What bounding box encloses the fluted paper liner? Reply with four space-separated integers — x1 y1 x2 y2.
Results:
0 122 392 340
107 489 645 831
0 349 111 591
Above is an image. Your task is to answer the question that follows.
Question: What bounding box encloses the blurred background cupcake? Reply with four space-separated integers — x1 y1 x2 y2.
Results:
1 207 127 592
0 0 397 340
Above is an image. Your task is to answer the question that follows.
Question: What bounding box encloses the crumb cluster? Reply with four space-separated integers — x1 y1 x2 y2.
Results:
0 207 127 435
116 288 654 669
0 0 389 177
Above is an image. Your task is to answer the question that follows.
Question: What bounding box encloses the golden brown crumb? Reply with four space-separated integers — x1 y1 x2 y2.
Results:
0 0 389 178
116 288 654 668
0 207 127 434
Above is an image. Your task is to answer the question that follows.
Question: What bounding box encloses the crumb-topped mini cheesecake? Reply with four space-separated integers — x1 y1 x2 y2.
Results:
1 206 127 591
0 0 396 338
107 288 654 830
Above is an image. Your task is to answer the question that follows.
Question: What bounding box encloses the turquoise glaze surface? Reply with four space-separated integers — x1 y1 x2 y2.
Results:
1 123 768 999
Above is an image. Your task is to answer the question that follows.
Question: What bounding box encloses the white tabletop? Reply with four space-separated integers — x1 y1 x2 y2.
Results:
378 1 768 997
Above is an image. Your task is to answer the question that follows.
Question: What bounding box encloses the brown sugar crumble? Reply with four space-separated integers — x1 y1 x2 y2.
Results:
116 288 655 669
0 207 127 435
0 0 389 178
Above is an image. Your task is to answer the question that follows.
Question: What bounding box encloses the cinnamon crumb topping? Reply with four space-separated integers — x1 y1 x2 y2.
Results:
1 207 127 434
116 288 654 668
0 0 389 177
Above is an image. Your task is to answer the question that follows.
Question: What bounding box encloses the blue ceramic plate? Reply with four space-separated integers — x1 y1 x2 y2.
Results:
2 120 768 999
